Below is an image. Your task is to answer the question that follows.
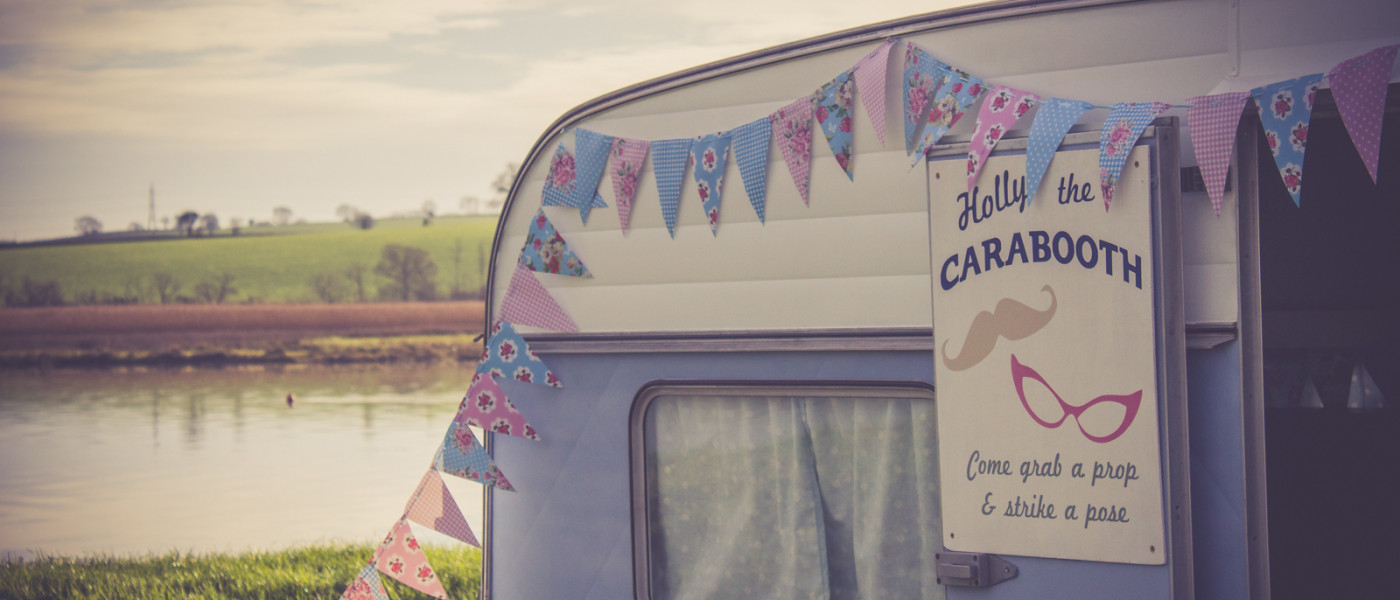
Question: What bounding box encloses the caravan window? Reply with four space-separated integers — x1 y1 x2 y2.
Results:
632 384 942 600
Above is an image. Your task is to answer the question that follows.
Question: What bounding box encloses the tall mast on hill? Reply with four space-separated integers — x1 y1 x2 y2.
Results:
148 183 155 231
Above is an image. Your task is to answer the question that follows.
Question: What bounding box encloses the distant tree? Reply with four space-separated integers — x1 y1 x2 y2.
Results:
354 211 375 230
161 215 171 230
272 206 293 226
492 162 520 200
12 277 64 307
345 263 367 301
199 213 219 234
152 271 182 304
459 195 480 215
194 272 236 303
176 211 199 237
375 244 437 301
309 271 349 303
75 215 103 236
336 204 357 222
128 221 144 232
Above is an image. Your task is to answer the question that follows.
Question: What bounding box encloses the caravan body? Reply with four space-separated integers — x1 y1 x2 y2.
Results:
477 1 1400 598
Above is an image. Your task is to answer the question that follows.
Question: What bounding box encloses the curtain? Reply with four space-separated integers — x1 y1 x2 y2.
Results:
645 391 942 600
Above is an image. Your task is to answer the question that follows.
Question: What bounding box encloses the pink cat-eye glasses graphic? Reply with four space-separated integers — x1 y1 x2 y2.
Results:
1010 354 1143 444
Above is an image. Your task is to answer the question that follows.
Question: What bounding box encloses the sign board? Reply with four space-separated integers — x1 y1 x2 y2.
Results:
929 144 1166 564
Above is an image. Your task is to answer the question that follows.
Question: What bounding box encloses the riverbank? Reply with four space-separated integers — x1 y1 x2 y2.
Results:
0 543 480 600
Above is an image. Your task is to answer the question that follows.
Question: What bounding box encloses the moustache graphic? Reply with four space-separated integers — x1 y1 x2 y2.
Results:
942 285 1057 371
1010 354 1142 444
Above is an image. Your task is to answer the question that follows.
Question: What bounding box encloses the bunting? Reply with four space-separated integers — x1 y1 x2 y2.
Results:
475 320 562 388
853 39 895 146
433 421 515 491
608 137 650 234
732 117 772 223
571 129 614 224
968 86 1040 193
374 519 449 600
1186 92 1251 216
1098 101 1169 211
1025 98 1094 205
341 564 391 600
540 144 576 208
652 138 692 237
499 263 578 333
690 132 733 235
1252 73 1323 206
1327 44 1399 184
519 209 591 278
816 70 857 179
405 470 481 547
457 375 540 441
770 97 814 205
912 64 985 161
903 42 942 153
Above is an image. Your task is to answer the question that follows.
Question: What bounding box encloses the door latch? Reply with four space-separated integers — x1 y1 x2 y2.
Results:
935 551 1018 588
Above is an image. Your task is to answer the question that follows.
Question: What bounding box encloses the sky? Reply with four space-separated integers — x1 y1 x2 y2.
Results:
0 0 980 241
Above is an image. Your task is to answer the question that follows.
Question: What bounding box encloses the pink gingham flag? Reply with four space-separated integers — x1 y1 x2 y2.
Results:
405 469 481 547
1186 92 1250 216
499 263 578 333
1327 44 1399 184
608 137 650 234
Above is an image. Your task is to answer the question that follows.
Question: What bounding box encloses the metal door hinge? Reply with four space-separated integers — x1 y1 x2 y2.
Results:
935 551 1019 588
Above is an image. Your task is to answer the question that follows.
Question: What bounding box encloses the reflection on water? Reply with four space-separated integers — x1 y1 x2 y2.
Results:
0 363 484 559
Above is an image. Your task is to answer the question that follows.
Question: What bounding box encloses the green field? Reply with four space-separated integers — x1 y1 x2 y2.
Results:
0 216 500 304
0 543 480 600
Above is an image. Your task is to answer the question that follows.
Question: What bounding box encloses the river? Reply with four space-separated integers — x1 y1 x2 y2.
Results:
0 363 482 560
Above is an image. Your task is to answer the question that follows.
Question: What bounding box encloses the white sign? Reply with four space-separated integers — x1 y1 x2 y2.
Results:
929 146 1166 564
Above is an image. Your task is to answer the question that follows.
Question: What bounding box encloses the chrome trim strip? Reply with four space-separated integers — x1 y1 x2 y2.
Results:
1235 104 1271 600
523 328 934 354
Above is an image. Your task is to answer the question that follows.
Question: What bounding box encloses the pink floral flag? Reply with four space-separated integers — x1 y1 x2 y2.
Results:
967 86 1040 194
1327 44 1399 184
853 39 895 146
1186 92 1251 216
374 519 448 600
456 374 539 441
770 97 814 205
340 564 390 600
608 137 650 234
1098 102 1170 211
500 263 578 333
405 469 481 547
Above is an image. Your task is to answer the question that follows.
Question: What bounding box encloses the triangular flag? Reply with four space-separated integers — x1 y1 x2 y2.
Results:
854 39 895 146
1300 375 1325 408
770 97 814 205
968 86 1040 193
608 137 650 234
732 117 772 223
902 42 942 153
690 132 732 235
519 209 591 278
912 65 984 162
405 470 481 547
1025 98 1093 205
456 375 539 441
1099 101 1169 211
341 563 391 600
1252 73 1323 206
540 144 577 208
651 138 692 238
1327 44 1399 184
1186 92 1251 216
815 70 857 179
374 519 449 600
1347 362 1386 410
499 263 578 333
571 129 614 224
433 421 515 490
475 320 562 387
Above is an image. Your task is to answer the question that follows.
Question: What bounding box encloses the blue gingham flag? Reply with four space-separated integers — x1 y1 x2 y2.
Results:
651 138 692 238
1251 73 1323 206
1024 98 1093 206
690 132 732 236
732 116 772 223
570 129 613 224
1098 101 1168 211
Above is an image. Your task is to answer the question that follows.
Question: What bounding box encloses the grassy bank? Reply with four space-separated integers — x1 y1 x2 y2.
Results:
0 543 480 600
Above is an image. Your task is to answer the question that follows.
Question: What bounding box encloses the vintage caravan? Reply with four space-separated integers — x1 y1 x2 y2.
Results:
461 1 1399 598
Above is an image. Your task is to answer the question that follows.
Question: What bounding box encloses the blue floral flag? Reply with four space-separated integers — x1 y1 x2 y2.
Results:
690 132 732 235
1024 98 1093 205
433 421 515 491
1098 101 1169 211
911 65 984 163
816 70 857 179
732 117 772 223
519 209 590 278
903 43 943 154
571 129 614 224
1251 73 1322 206
474 320 562 387
652 138 692 238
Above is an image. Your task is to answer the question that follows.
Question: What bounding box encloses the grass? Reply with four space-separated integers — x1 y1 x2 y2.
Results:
0 543 480 600
0 216 500 305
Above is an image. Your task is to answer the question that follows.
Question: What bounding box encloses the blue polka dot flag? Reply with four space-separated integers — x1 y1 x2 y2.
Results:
732 116 771 223
1024 98 1093 206
651 138 692 238
1098 101 1169 211
1250 74 1322 206
690 132 732 236
433 420 515 491
570 129 614 225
